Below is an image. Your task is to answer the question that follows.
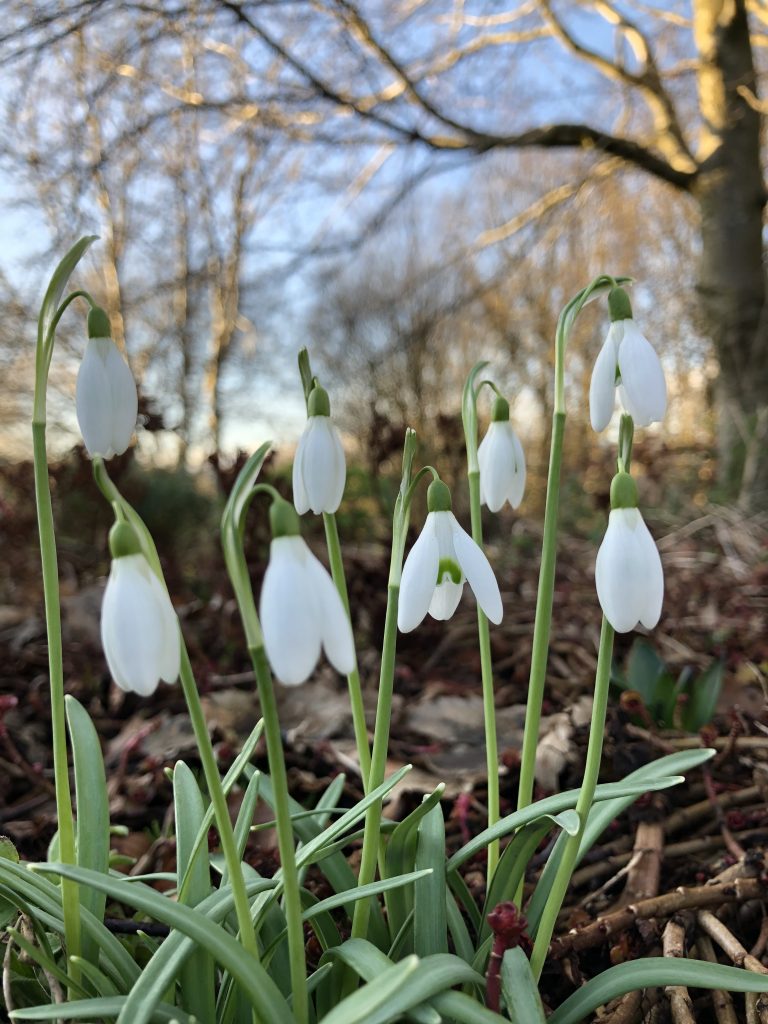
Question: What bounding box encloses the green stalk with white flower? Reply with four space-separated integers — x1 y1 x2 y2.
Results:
516 275 632 818
295 349 372 787
30 238 104 989
462 370 527 879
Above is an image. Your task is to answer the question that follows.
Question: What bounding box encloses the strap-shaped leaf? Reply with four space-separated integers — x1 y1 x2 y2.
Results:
501 948 546 1023
549 958 768 1024
11 996 194 1021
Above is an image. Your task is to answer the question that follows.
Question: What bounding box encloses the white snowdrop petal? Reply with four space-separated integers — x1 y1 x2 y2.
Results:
450 516 503 624
595 509 654 633
146 568 180 683
292 431 310 515
479 424 514 513
260 538 321 685
617 321 667 427
589 329 620 433
327 422 347 513
507 431 527 509
428 580 464 621
303 549 355 674
398 516 440 633
304 418 343 514
104 341 138 456
76 340 114 457
635 515 665 629
101 556 166 695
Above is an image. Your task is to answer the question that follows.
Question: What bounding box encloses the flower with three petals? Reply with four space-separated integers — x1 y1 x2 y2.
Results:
478 396 526 512
260 498 355 685
76 307 138 459
100 522 180 696
398 479 503 632
589 288 666 432
595 472 664 633
292 385 346 515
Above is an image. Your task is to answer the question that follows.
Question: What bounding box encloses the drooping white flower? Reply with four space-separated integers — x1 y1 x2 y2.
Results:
293 385 346 515
100 524 179 696
398 480 503 632
589 289 666 432
260 526 355 686
76 309 138 459
478 396 526 512
595 473 664 633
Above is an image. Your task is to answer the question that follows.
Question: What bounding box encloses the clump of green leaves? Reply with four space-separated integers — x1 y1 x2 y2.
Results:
612 639 723 731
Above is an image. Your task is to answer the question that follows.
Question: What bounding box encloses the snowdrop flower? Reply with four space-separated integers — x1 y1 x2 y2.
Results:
260 497 355 685
589 288 666 432
398 479 503 632
100 522 180 696
76 308 138 458
478 396 526 512
293 385 346 515
595 472 663 633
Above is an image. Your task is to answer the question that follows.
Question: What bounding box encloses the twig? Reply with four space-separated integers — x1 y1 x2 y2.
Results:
751 914 768 959
625 725 768 752
704 770 747 860
697 909 768 974
695 933 739 1024
551 877 765 958
622 820 664 904
663 917 695 1023
2 923 16 1016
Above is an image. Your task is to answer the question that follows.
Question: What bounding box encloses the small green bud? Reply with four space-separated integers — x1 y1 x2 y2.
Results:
269 496 301 538
491 395 510 422
108 521 142 559
610 471 638 510
307 385 331 417
87 306 112 339
608 287 633 323
427 478 452 513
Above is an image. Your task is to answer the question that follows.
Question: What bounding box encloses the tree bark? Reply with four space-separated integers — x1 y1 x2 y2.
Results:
692 0 768 508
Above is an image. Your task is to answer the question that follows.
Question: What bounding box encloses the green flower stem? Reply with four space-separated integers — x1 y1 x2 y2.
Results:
529 616 614 980
177 647 261 966
515 410 565 816
322 511 371 788
467 470 499 880
351 583 400 944
248 643 308 1024
31 420 81 990
516 274 626 818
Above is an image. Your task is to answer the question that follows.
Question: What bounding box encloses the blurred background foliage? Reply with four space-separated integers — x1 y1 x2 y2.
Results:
0 1 765 542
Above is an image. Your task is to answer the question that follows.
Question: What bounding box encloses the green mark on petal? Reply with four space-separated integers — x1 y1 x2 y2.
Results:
437 558 462 584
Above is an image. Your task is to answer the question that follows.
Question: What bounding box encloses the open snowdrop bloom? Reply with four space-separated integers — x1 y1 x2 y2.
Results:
76 307 138 458
398 479 503 632
595 472 664 633
292 385 346 515
260 497 355 685
478 395 526 512
589 288 667 432
100 521 180 696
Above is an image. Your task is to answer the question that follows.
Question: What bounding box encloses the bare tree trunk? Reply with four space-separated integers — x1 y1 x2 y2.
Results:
693 0 768 508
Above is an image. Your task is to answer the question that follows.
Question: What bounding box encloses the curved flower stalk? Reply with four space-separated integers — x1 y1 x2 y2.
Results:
260 500 355 685
590 287 667 431
478 395 526 512
76 307 137 458
100 519 180 696
292 384 346 514
398 478 503 632
595 472 664 633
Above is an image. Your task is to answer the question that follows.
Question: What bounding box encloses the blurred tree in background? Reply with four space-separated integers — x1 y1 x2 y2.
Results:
0 2 764 507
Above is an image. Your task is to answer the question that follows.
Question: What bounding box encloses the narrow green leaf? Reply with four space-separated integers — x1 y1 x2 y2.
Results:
501 948 546 1023
447 777 684 872
319 956 420 1024
549 958 768 1024
414 803 447 956
527 751 714 934
11 997 194 1021
35 863 294 1024
684 660 724 731
173 761 215 1023
65 695 110 965
431 990 510 1023
385 785 444 947
69 956 119 997
624 639 666 705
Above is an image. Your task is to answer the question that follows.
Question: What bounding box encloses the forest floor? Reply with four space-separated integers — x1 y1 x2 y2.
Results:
1 444 767 1021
